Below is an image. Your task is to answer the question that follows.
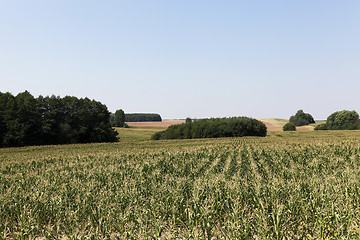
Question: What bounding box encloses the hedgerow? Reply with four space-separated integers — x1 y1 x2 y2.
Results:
152 117 267 140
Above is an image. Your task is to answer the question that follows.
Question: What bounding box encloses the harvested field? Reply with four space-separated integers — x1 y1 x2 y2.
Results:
260 121 283 131
259 118 314 131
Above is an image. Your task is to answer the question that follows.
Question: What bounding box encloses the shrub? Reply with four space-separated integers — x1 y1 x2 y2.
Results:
283 122 296 131
314 124 328 130
152 117 267 140
289 110 315 126
151 131 165 140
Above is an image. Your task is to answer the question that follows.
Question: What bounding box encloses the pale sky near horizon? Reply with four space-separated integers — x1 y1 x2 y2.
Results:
1 1 359 120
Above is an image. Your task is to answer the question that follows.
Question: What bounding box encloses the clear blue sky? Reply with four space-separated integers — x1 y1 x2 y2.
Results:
1 1 359 120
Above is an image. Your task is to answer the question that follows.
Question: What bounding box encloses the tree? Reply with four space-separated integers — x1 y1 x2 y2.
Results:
283 122 296 131
326 110 359 130
289 110 315 126
38 95 67 144
14 91 43 146
0 92 5 145
0 91 118 147
0 92 18 146
113 109 125 127
0 91 43 146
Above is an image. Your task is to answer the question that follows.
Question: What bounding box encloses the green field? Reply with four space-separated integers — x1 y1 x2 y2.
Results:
1 128 360 239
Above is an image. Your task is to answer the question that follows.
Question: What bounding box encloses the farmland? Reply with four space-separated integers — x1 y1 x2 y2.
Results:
1 128 360 239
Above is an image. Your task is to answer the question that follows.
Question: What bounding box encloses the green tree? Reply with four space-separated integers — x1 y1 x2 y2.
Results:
0 91 44 147
0 92 6 145
289 110 315 126
326 110 359 130
113 109 125 127
38 95 67 144
0 92 18 146
0 91 118 147
15 91 43 146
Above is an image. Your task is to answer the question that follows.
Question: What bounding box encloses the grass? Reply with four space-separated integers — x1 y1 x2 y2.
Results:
309 120 327 127
1 128 360 239
115 127 164 142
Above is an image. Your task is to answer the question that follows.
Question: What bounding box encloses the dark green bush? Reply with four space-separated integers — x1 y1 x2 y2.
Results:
151 131 165 140
152 117 267 140
283 122 296 131
314 123 328 130
289 110 315 126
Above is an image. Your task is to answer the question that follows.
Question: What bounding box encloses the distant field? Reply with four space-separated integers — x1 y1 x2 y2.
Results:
258 118 288 131
126 120 185 128
1 129 360 238
127 118 315 132
259 118 315 131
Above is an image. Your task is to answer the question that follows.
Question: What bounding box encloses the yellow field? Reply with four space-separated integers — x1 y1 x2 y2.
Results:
258 118 289 127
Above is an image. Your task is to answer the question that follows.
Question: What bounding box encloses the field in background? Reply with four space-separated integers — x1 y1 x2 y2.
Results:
126 120 185 128
1 128 360 238
259 118 288 131
128 118 315 132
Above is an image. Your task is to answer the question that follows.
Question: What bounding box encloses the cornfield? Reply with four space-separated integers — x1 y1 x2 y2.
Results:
1 130 360 239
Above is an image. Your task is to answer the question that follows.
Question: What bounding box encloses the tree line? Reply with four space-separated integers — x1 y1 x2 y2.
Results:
109 112 162 126
152 117 267 140
0 91 118 147
125 113 162 122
